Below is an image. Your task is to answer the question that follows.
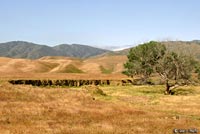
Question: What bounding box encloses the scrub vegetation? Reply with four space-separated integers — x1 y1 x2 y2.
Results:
0 82 199 134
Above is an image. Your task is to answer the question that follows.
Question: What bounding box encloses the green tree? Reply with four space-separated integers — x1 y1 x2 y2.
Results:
194 63 200 79
123 41 196 94
123 41 166 83
156 52 195 94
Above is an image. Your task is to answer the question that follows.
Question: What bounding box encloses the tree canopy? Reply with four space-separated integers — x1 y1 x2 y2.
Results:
123 41 165 80
123 41 197 94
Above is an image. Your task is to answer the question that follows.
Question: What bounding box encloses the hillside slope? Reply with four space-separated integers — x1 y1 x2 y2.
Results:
0 55 127 74
0 40 200 74
162 41 200 59
0 41 109 59
106 40 200 60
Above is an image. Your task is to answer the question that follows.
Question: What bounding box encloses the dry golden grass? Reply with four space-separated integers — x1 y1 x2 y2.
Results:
83 55 127 74
0 56 128 82
0 55 127 74
0 81 199 134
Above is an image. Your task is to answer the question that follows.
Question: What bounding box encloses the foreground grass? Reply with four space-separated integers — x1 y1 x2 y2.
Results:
0 83 200 134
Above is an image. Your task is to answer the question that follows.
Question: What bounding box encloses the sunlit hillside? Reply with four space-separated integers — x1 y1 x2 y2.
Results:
0 55 127 74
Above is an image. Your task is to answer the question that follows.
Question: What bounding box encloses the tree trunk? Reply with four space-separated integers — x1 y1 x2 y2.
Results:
165 80 171 95
142 74 148 84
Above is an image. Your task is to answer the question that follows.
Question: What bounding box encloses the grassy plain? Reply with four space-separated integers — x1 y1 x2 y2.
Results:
0 80 200 134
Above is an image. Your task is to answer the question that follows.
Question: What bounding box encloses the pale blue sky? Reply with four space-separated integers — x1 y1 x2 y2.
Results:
0 0 199 47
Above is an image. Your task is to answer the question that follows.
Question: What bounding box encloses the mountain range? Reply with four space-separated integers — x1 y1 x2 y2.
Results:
0 40 200 74
105 40 200 60
1 40 200 60
0 41 109 59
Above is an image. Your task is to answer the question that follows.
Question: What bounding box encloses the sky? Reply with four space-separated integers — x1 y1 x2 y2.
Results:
0 0 200 48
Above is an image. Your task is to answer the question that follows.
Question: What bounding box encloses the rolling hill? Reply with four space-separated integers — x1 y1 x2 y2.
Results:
162 41 200 60
0 55 127 74
0 41 109 59
106 40 200 60
0 40 200 74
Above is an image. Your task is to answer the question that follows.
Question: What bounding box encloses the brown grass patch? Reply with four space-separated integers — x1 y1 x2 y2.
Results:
0 55 127 74
0 83 199 134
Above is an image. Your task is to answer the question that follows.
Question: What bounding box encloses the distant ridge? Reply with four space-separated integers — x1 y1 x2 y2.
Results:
0 41 109 59
1 40 200 60
191 40 200 44
105 40 200 60
0 40 200 74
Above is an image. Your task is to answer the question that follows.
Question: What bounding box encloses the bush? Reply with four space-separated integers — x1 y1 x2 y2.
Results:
84 85 107 96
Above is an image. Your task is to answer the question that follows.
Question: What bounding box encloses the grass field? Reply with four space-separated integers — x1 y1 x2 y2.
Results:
0 81 199 134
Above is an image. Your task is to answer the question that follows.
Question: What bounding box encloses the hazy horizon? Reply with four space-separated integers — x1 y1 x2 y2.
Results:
0 0 199 47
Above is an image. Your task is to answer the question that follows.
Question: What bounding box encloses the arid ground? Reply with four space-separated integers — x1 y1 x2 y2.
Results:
0 56 127 74
0 56 199 134
0 80 199 134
